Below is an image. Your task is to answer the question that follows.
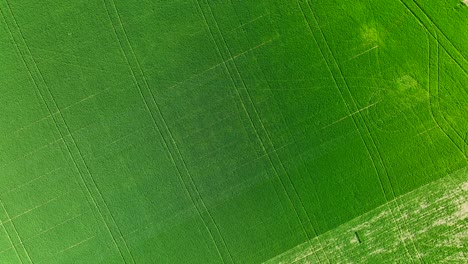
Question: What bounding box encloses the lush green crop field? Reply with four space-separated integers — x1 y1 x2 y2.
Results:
0 0 466 263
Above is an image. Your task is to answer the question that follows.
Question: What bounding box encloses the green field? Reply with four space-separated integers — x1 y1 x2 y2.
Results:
266 167 468 263
0 0 467 263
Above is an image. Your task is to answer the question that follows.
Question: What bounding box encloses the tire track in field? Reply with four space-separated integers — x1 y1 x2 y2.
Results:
398 0 468 159
101 0 236 263
227 1 334 262
265 166 468 263
194 2 325 262
0 2 134 263
297 1 424 262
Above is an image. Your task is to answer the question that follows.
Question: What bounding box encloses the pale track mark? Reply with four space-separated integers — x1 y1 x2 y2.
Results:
349 45 379 60
1 123 93 172
82 124 153 158
227 13 268 33
0 137 65 170
56 235 95 255
2 168 62 196
0 244 18 256
415 126 438 137
0 213 83 255
12 115 56 135
35 55 129 76
27 45 128 68
1 191 71 223
0 199 33 263
0 200 23 263
164 35 279 92
12 86 112 135
25 214 82 242
60 87 112 112
321 102 379 129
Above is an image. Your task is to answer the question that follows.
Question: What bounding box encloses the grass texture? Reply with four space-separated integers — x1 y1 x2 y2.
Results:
0 0 467 263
